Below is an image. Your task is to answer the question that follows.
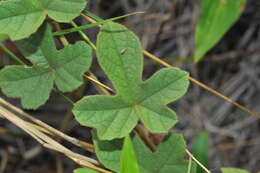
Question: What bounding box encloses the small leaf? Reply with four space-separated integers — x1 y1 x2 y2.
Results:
0 66 55 109
93 133 196 173
0 0 87 40
74 168 98 173
221 168 249 173
120 135 140 173
73 22 189 140
0 23 92 109
191 130 209 173
195 0 246 61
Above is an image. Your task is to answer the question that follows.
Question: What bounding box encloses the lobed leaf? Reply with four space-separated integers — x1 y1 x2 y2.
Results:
0 0 87 40
0 66 54 109
195 0 246 61
73 22 189 140
0 23 92 109
93 133 196 173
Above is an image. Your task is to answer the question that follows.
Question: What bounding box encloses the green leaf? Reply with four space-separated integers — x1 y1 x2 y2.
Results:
221 168 249 173
191 130 209 173
0 66 55 109
134 134 195 173
195 0 246 61
0 23 92 109
41 0 87 23
0 34 8 41
93 131 123 172
0 0 45 41
120 135 140 173
74 168 98 173
93 133 196 173
73 22 189 140
0 0 87 40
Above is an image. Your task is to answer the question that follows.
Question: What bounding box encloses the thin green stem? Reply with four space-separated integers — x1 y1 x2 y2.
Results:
52 21 70 46
59 110 73 131
187 156 192 173
53 12 144 36
53 88 74 105
71 21 96 50
0 43 26 65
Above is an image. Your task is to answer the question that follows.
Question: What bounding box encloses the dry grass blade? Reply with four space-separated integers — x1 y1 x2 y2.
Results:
185 149 211 173
0 98 94 152
85 73 114 94
0 105 113 173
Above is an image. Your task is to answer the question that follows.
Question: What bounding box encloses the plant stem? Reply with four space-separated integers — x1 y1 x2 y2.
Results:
53 11 144 36
71 21 96 50
0 43 26 65
53 88 74 105
52 21 70 46
135 124 156 152
187 156 192 173
86 72 111 96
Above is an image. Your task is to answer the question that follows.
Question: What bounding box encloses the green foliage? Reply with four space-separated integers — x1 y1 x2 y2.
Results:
191 130 209 173
120 135 140 173
73 168 98 173
93 133 196 173
0 1 249 172
73 22 189 140
0 34 7 41
195 0 246 61
0 24 92 109
221 168 249 173
0 0 87 40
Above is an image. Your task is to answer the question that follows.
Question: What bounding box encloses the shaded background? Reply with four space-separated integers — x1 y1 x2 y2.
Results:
0 0 260 172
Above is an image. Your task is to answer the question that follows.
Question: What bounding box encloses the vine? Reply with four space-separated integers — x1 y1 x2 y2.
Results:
0 0 255 173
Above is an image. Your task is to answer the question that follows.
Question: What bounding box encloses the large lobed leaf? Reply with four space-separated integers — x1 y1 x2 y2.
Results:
73 22 189 140
0 23 92 109
93 133 196 173
195 0 246 61
0 0 87 40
